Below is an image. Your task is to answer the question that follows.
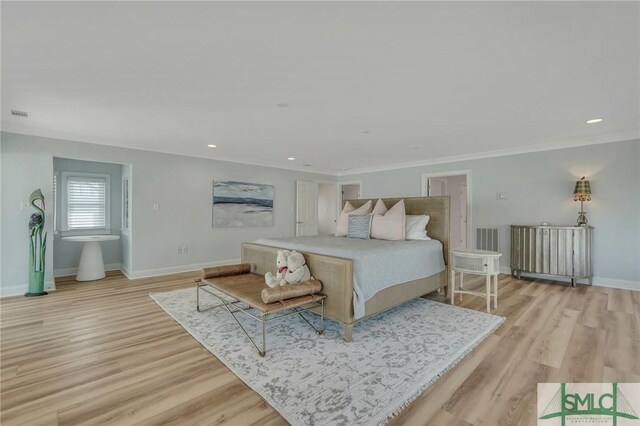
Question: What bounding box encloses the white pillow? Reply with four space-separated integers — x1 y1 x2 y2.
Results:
405 214 431 240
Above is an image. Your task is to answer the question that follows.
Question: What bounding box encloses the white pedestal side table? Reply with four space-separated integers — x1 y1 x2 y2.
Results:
62 235 120 281
450 249 502 313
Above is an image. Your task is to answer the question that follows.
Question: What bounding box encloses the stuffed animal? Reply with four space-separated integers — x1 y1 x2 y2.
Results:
265 249 291 287
284 251 314 284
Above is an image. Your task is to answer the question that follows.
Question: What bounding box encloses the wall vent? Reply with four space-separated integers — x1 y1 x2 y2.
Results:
476 228 498 251
11 110 29 118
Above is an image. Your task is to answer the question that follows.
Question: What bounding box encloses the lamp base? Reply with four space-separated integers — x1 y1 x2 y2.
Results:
576 211 588 226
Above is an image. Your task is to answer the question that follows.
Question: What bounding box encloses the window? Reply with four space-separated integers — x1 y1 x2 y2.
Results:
61 172 111 232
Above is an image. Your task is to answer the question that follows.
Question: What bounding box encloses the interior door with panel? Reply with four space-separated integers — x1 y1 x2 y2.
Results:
296 181 319 236
427 178 447 196
459 183 467 248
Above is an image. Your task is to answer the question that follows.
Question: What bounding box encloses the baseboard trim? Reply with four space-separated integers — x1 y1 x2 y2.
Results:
591 277 640 291
2 260 241 297
54 263 122 278
1 281 56 298
499 266 639 291
128 259 242 280
120 264 132 279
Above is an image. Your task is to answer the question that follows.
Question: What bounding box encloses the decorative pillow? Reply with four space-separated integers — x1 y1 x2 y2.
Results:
371 199 388 215
371 200 406 240
405 214 431 240
335 200 372 237
347 214 372 239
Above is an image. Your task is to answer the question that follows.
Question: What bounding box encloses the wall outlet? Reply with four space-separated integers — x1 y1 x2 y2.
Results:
182 246 188 254
178 246 183 254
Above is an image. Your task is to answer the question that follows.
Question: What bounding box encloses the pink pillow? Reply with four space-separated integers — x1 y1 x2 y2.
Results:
372 199 388 215
335 200 372 237
371 200 406 240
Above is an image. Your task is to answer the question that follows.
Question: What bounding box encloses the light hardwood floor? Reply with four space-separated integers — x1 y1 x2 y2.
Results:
1 272 638 425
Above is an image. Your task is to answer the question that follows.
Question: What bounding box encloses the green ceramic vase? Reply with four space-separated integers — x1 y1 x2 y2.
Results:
26 270 47 297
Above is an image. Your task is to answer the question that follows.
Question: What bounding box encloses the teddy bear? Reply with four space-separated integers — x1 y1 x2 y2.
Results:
283 251 314 284
265 249 291 287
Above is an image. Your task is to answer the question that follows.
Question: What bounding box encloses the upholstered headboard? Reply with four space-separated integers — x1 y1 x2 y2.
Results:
343 196 450 264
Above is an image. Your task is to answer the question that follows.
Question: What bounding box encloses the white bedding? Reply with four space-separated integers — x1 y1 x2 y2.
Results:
254 236 446 319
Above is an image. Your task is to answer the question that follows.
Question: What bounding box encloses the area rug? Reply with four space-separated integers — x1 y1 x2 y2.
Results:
151 288 504 426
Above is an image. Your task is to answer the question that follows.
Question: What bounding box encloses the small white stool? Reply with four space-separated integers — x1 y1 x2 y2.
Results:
449 249 502 313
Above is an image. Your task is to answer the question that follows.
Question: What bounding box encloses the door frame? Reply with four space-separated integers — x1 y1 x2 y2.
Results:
339 180 362 201
337 180 362 216
421 170 472 249
426 177 448 196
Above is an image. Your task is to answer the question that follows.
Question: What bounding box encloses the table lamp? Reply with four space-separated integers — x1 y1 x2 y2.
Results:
573 176 591 226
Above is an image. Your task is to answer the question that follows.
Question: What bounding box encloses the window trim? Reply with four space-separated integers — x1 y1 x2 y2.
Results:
122 176 130 231
60 171 111 235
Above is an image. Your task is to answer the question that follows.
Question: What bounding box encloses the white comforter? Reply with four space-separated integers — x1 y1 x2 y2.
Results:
254 236 445 319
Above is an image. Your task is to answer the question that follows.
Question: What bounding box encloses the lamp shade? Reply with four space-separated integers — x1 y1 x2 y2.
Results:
573 176 592 202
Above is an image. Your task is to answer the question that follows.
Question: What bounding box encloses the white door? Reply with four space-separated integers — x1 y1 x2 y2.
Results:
459 183 467 248
296 181 319 236
428 178 447 196
317 183 337 235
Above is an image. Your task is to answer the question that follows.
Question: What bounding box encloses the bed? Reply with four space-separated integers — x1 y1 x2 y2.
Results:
241 196 450 341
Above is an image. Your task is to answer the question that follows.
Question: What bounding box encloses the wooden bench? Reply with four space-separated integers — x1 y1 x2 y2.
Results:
195 264 325 356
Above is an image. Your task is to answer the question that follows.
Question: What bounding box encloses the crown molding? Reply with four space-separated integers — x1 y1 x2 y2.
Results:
0 123 339 177
336 131 640 176
2 122 637 178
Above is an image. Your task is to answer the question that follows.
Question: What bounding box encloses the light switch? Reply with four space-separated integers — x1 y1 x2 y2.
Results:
496 192 508 200
153 203 160 211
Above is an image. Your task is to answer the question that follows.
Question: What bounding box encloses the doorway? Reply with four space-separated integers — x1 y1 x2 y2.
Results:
340 183 361 201
296 181 361 237
423 172 470 249
52 157 132 281
317 183 337 235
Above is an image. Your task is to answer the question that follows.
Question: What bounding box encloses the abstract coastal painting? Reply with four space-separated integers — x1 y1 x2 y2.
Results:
213 181 274 227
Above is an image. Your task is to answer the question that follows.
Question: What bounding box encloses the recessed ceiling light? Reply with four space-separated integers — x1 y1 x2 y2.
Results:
287 157 295 161
277 103 289 108
586 118 603 124
207 144 217 148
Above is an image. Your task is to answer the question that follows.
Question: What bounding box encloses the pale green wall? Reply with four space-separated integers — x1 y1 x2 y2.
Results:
339 139 640 286
1 132 335 296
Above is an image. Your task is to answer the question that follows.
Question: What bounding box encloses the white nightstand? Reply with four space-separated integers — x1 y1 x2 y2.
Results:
450 249 502 313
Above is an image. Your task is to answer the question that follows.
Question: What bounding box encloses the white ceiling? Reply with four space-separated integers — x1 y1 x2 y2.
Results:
2 2 639 175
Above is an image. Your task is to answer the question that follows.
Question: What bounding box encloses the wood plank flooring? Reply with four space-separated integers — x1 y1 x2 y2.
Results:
1 272 637 425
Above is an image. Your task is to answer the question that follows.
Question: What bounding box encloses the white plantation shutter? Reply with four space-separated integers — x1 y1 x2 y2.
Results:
66 175 108 230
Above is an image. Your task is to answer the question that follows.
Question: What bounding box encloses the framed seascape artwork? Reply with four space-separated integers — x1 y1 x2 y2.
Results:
212 181 274 227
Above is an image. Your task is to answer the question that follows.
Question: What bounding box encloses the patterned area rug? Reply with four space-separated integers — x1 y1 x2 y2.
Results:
151 287 504 426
